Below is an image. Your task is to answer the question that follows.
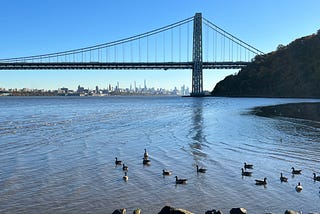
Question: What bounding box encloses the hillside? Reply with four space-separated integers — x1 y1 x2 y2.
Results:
211 31 320 98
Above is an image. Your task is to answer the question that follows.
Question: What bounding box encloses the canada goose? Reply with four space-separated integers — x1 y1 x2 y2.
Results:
144 148 149 159
196 165 207 173
255 177 267 185
175 176 187 184
295 182 303 192
123 172 128 181
241 168 252 176
122 163 128 171
244 162 253 169
142 158 151 165
313 173 320 181
291 167 302 175
162 169 172 176
280 172 288 182
115 157 122 165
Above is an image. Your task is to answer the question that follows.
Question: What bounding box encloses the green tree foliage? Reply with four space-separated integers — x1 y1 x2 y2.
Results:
211 33 320 98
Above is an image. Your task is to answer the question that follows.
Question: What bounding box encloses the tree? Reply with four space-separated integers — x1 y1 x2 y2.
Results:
277 44 285 50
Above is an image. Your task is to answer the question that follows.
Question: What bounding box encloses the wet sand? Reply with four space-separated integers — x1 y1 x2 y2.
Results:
253 102 320 122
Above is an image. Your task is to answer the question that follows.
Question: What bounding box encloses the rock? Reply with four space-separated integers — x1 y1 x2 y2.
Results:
158 205 194 214
205 209 223 214
133 208 141 214
284 210 299 214
230 208 247 214
112 208 126 214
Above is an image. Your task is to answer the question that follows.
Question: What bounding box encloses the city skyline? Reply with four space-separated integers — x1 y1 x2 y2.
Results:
0 81 191 97
1 1 319 90
0 79 191 93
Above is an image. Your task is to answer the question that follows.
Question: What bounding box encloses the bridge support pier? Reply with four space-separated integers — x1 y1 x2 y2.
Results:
191 13 204 97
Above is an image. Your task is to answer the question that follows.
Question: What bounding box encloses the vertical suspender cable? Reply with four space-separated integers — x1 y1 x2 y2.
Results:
139 38 141 62
122 44 125 62
187 22 189 62
171 28 173 62
163 32 165 62
147 36 149 62
155 37 157 62
106 47 108 62
130 42 133 62
205 25 209 62
179 26 181 62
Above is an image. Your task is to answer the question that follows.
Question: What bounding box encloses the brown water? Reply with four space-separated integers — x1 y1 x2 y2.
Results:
0 96 320 213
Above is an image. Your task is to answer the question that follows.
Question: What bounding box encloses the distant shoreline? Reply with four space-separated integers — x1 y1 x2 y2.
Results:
253 102 320 122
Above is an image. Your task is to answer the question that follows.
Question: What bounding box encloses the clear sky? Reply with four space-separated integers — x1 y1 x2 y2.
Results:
0 0 319 91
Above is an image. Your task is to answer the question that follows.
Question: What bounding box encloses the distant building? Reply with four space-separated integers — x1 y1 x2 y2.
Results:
77 85 85 93
59 87 68 93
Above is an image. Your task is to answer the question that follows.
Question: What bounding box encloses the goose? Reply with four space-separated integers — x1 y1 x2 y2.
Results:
162 169 172 176
255 177 267 185
175 176 187 184
280 172 288 182
291 167 302 175
313 173 320 181
241 168 252 176
295 182 303 192
142 158 151 165
244 162 253 169
144 148 149 159
122 163 128 171
115 157 122 165
123 172 128 181
196 165 207 173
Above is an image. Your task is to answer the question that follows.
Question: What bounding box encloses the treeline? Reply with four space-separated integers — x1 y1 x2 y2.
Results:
212 30 320 98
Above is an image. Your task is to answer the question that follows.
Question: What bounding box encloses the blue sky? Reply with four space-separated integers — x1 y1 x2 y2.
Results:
0 0 319 91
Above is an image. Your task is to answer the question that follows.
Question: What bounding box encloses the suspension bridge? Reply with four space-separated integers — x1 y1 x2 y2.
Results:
0 13 263 97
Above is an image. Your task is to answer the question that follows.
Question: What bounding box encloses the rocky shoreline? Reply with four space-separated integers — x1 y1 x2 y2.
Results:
112 206 304 214
252 102 320 122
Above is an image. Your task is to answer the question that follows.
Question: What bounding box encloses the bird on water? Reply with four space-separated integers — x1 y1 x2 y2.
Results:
143 158 151 165
115 157 122 165
196 165 207 173
313 173 320 181
291 167 302 175
122 163 128 171
123 172 128 181
280 172 288 182
244 162 253 169
162 169 172 176
175 176 187 184
255 177 267 185
144 148 149 159
295 182 303 192
241 168 252 177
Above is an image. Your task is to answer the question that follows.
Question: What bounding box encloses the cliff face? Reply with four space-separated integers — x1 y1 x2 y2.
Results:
212 31 320 98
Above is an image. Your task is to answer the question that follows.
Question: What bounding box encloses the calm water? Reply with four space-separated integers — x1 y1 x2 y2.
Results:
0 96 320 213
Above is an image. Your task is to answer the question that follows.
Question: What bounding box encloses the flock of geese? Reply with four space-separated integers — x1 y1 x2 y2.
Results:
115 149 320 189
241 163 320 192
114 149 207 184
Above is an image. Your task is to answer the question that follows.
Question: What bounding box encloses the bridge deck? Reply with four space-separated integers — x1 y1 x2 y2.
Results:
0 62 249 70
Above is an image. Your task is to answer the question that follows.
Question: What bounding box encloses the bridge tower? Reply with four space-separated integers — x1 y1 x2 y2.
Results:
191 13 204 97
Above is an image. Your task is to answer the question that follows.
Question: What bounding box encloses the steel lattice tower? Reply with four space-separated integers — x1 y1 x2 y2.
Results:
191 13 204 97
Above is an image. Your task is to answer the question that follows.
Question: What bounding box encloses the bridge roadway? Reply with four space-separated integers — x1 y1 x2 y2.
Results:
0 61 249 70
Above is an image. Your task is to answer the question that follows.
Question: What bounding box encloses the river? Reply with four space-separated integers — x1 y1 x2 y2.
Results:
0 96 319 213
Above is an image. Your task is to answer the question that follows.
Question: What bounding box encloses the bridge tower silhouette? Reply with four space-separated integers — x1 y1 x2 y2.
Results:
191 13 203 97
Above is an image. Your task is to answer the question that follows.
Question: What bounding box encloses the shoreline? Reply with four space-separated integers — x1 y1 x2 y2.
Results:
252 102 320 122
